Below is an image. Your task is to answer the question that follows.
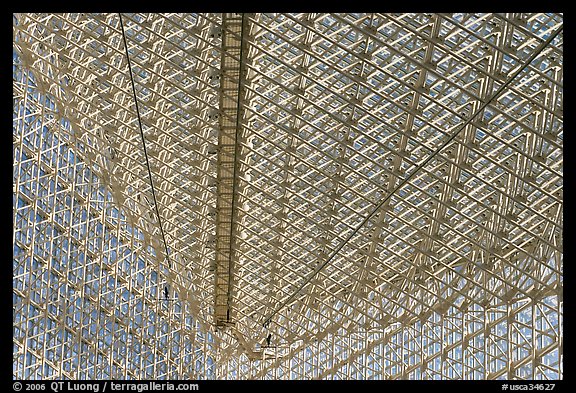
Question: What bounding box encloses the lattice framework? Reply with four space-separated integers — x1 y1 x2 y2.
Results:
13 12 562 380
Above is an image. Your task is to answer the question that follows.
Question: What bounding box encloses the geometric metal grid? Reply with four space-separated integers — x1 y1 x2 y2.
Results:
13 13 562 379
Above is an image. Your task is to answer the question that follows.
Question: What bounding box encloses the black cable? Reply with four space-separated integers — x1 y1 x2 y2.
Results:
262 23 563 328
119 13 173 269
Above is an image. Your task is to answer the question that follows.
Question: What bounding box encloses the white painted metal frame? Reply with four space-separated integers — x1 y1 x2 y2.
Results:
13 13 562 380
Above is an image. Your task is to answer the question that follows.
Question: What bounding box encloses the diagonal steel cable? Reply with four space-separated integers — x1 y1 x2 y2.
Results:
262 22 563 327
119 13 173 270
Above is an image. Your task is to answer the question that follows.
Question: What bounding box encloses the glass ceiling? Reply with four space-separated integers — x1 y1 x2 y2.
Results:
13 13 562 380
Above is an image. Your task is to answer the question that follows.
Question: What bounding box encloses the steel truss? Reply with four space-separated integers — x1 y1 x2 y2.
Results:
13 13 562 380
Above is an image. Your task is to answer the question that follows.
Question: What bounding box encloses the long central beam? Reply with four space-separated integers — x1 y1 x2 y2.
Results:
214 13 248 328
